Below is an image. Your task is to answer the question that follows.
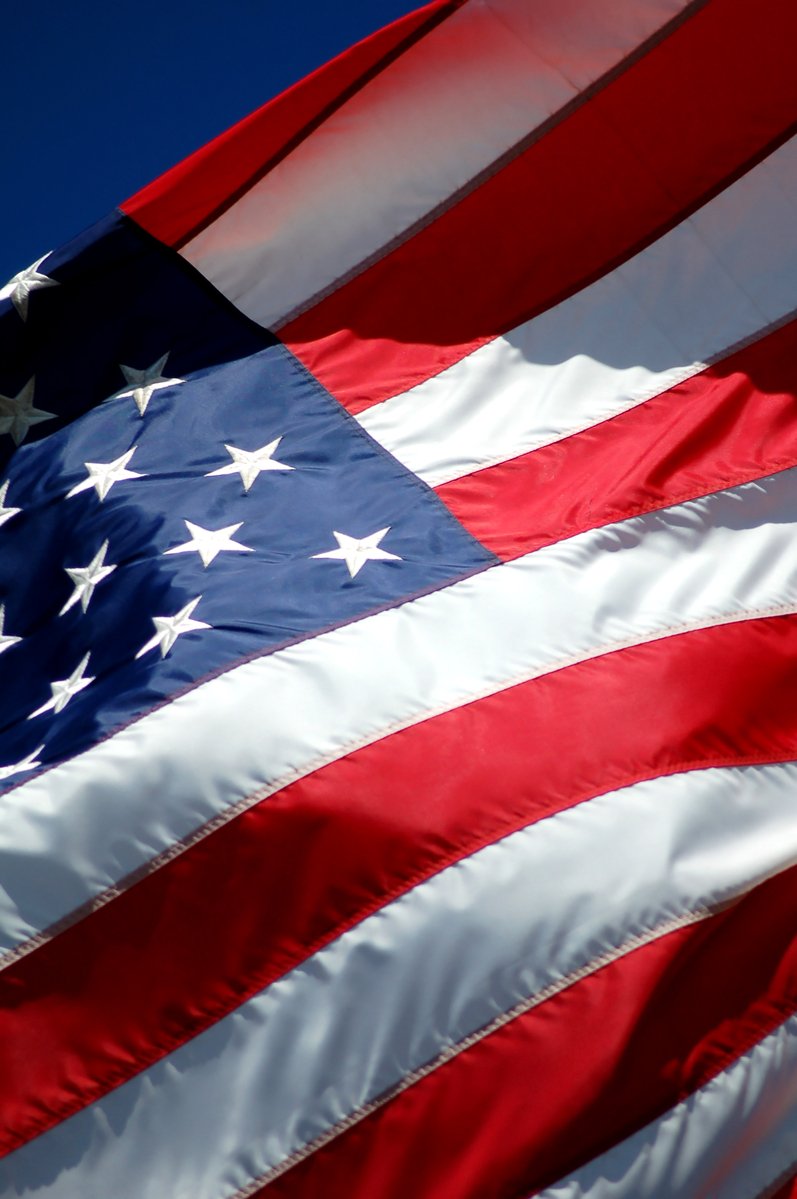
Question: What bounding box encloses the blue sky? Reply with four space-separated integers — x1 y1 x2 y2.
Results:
1 0 422 281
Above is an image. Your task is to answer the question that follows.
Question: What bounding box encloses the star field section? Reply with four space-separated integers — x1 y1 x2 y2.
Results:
0 213 496 782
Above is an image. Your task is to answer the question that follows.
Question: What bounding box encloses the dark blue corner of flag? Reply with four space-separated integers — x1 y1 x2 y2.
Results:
0 212 495 778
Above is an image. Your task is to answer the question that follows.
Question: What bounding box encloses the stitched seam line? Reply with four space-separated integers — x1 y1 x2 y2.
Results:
7 751 797 1158
273 0 713 330
3 601 797 975
422 305 797 487
305 119 797 409
488 460 797 562
232 909 715 1195
755 1156 797 1199
173 0 468 251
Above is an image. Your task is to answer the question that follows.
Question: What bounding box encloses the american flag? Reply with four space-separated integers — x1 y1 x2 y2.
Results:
1 1 797 1196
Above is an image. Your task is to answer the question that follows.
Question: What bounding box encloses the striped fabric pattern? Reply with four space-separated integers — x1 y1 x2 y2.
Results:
2 1 797 1196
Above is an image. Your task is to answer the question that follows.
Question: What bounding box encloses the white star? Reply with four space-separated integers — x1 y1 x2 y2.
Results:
29 653 94 718
164 520 252 568
112 353 184 416
312 527 402 578
0 377 56 446
136 596 210 659
0 254 58 321
0 745 45 782
0 481 20 529
66 448 144 501
206 438 293 493
0 605 20 655
60 540 117 614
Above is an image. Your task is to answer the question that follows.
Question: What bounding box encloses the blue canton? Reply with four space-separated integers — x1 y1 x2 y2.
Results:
0 214 497 782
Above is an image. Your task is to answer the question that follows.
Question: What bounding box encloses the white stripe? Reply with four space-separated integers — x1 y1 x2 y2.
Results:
541 1012 797 1199
4 760 797 1199
358 136 797 486
181 0 690 330
3 468 797 956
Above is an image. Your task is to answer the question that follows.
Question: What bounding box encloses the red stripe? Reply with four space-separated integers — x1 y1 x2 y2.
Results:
771 1177 797 1199
281 0 797 412
122 0 465 248
3 615 797 1153
437 316 797 561
261 864 797 1199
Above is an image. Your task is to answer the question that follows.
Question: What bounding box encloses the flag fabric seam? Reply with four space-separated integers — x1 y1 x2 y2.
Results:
540 1012 797 1199
116 210 280 349
271 0 713 330
3 600 796 981
228 905 754 1198
171 0 468 252
493 459 797 560
758 1163 797 1199
287 118 797 403
5 748 797 1158
235 911 797 1199
272 310 501 547
426 304 797 486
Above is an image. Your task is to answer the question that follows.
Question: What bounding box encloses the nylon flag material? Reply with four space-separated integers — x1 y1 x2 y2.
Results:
2 1 797 1196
